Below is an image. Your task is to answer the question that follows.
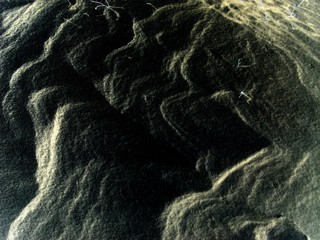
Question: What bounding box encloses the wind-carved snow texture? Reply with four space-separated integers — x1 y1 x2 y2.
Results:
0 0 319 239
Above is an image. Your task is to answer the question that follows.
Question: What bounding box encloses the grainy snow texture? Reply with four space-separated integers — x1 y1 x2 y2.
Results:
0 0 319 239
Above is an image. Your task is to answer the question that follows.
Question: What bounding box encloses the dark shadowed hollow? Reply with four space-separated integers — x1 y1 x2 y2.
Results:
0 0 319 239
